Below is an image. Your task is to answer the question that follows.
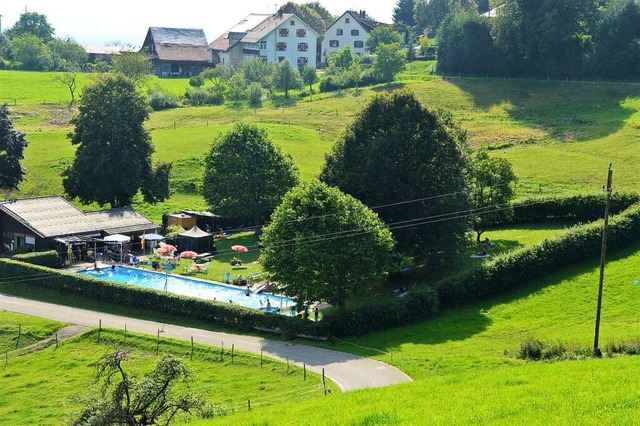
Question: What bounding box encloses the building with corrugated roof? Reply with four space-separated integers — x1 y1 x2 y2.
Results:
0 196 158 254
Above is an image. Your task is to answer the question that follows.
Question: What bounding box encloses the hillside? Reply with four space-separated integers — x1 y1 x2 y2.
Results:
2 70 639 221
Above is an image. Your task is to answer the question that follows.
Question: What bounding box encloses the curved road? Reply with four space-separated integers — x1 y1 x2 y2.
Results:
0 293 412 391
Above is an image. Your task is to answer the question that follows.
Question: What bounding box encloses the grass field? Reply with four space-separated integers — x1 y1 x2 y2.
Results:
0 324 329 425
0 311 64 353
200 242 640 425
3 71 640 221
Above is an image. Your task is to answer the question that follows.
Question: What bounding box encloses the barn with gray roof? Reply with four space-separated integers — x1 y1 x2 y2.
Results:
141 27 212 77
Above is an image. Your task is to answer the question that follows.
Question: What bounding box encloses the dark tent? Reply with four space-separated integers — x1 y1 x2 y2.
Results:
176 226 214 254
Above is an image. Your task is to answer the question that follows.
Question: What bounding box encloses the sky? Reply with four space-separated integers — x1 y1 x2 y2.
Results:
0 1 396 47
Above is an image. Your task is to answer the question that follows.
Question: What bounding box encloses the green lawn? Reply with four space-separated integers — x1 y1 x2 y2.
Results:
203 242 640 425
3 71 640 221
0 311 64 353
0 328 329 425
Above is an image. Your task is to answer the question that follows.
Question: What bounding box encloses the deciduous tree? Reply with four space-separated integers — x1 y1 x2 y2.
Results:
469 149 517 241
393 0 416 27
320 90 472 269
261 181 394 307
6 11 55 43
202 123 299 224
0 104 29 190
70 350 202 426
272 59 302 98
111 51 152 83
9 33 52 70
301 64 318 93
49 37 87 70
372 42 405 83
366 26 403 53
62 74 162 208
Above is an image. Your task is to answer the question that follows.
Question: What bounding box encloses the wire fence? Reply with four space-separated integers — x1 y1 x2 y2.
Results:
2 321 332 417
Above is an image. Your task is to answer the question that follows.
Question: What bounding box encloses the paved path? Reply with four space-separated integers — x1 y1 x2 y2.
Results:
0 293 412 391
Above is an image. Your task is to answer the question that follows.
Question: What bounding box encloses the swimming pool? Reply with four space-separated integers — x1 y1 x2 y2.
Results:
78 267 294 311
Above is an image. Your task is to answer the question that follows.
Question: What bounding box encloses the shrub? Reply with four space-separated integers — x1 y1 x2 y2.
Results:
11 250 62 268
247 82 264 106
185 88 224 106
320 285 438 337
502 192 640 225
0 259 317 337
434 202 640 308
149 91 178 111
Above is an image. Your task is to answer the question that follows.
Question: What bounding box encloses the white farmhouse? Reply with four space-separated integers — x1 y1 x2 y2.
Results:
321 10 405 65
210 10 319 68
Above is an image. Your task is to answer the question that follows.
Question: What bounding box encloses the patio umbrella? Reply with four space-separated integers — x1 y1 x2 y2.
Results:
231 245 248 263
159 243 177 252
180 250 197 259
141 233 164 241
104 234 130 263
156 246 173 254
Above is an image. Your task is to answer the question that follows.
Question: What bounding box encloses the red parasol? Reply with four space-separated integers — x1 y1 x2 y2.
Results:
180 251 198 259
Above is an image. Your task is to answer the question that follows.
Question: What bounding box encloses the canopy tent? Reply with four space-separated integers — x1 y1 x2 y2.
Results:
103 234 130 263
176 226 214 254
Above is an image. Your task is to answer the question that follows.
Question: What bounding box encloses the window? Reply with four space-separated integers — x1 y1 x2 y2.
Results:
296 28 306 37
329 40 339 48
297 57 308 66
337 29 343 36
351 29 359 36
354 40 364 48
259 41 267 50
345 17 350 23
297 42 309 52
291 20 296 26
276 42 287 51
278 56 286 62
278 28 289 37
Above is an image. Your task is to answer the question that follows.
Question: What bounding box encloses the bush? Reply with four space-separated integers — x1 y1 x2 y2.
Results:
434 202 640 308
11 250 62 268
503 192 640 225
320 285 438 337
319 73 377 93
185 88 224 106
247 82 264 106
0 259 317 337
149 91 178 111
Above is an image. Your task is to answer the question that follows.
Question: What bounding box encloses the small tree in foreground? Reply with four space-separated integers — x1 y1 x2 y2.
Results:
70 350 202 426
0 103 29 190
272 59 302 98
261 181 394 308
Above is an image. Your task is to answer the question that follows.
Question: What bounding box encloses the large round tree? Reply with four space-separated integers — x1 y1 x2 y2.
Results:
62 74 158 208
261 181 394 307
320 89 472 269
202 123 298 224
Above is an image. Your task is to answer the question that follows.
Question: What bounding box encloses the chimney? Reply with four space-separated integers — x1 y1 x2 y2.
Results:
360 10 366 19
277 8 283 18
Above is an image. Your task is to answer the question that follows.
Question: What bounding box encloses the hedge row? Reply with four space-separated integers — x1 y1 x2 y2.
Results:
321 286 438 337
0 259 316 337
505 192 640 224
434 202 640 308
11 250 62 268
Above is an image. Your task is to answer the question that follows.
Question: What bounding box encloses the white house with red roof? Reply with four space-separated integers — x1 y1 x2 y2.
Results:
210 10 319 68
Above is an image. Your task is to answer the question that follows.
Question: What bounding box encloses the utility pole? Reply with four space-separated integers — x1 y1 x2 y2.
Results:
593 163 613 357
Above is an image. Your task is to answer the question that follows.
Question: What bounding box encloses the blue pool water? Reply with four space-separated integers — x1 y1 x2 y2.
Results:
78 267 294 311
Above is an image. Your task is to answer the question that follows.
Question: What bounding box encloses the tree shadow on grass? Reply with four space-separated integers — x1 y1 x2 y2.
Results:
330 239 640 357
450 78 640 142
371 82 406 93
271 95 300 108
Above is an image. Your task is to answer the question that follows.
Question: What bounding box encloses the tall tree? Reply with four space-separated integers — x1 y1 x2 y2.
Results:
9 33 52 70
301 64 318 93
62 74 159 208
202 123 299 224
393 0 416 27
415 0 476 37
305 2 336 31
71 350 202 425
591 0 640 79
281 2 326 36
6 11 55 43
437 12 496 76
372 42 406 83
261 181 394 308
320 90 472 268
141 161 173 204
366 26 403 53
0 104 29 190
48 37 88 70
272 59 302 98
469 149 517 241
